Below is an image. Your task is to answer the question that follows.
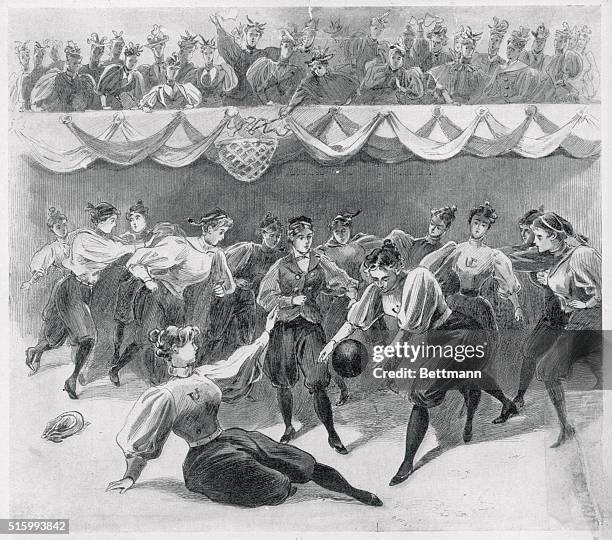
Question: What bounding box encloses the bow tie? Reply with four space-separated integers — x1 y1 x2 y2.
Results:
295 254 310 261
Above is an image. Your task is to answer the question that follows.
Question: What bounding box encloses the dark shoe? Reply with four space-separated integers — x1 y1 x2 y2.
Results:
280 426 297 444
550 425 576 448
463 418 473 443
513 394 525 409
63 378 78 400
492 400 519 424
389 463 414 486
25 348 40 374
77 372 87 386
336 390 350 407
355 491 383 507
328 432 348 455
109 368 120 387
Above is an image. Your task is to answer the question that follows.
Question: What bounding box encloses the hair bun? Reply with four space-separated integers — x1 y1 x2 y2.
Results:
48 207 56 215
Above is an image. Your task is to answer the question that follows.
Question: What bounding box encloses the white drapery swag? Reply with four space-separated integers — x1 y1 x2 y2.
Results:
10 105 600 181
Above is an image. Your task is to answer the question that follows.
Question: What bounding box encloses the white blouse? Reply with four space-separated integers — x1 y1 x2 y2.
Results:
420 238 521 298
126 235 236 299
347 266 451 334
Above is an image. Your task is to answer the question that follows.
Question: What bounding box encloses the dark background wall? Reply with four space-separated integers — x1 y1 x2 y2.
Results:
10 153 600 341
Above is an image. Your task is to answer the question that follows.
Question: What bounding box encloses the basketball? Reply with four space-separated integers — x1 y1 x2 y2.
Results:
331 339 369 378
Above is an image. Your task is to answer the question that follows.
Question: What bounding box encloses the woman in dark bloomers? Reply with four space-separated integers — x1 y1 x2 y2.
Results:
420 201 523 424
257 216 358 454
107 322 383 509
509 212 601 447
202 213 285 360
319 241 490 486
51 203 141 398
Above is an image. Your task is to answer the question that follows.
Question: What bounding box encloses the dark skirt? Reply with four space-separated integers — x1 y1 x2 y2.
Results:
42 275 95 347
264 317 330 391
183 428 316 508
536 308 602 382
409 310 492 409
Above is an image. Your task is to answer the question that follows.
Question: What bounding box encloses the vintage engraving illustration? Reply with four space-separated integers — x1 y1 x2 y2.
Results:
7 3 607 537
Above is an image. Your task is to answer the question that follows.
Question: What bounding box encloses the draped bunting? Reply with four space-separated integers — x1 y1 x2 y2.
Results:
11 105 600 182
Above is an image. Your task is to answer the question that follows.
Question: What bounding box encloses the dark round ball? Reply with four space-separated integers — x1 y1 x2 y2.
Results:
331 339 369 378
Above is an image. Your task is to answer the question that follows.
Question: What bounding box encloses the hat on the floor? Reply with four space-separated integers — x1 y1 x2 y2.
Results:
41 411 88 443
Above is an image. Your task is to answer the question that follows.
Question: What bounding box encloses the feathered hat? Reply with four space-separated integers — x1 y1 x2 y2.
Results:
531 23 549 40
110 30 125 45
370 10 391 29
427 22 448 44
488 17 509 38
330 210 361 226
508 27 531 50
458 26 483 45
64 41 82 60
244 16 266 35
306 46 334 65
198 36 217 50
145 24 169 48
178 30 199 51
87 33 109 49
123 42 143 57
164 51 181 67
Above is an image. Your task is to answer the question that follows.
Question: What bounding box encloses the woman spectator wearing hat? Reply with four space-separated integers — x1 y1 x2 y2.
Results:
480 27 540 103
421 22 454 75
30 41 96 112
212 14 277 106
571 25 599 100
102 30 125 67
173 30 199 86
520 23 551 72
540 23 572 91
246 28 306 106
202 213 285 361
20 41 49 111
10 41 31 112
257 216 358 453
426 26 488 105
508 213 601 447
532 48 583 103
280 48 359 116
315 210 382 405
195 37 238 108
139 52 202 111
357 40 424 105
107 322 382 508
97 42 145 109
472 17 509 78
115 209 235 384
344 11 391 80
318 240 491 485
419 201 523 423
23 208 81 373
79 34 108 87
137 25 169 91
36 203 141 398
